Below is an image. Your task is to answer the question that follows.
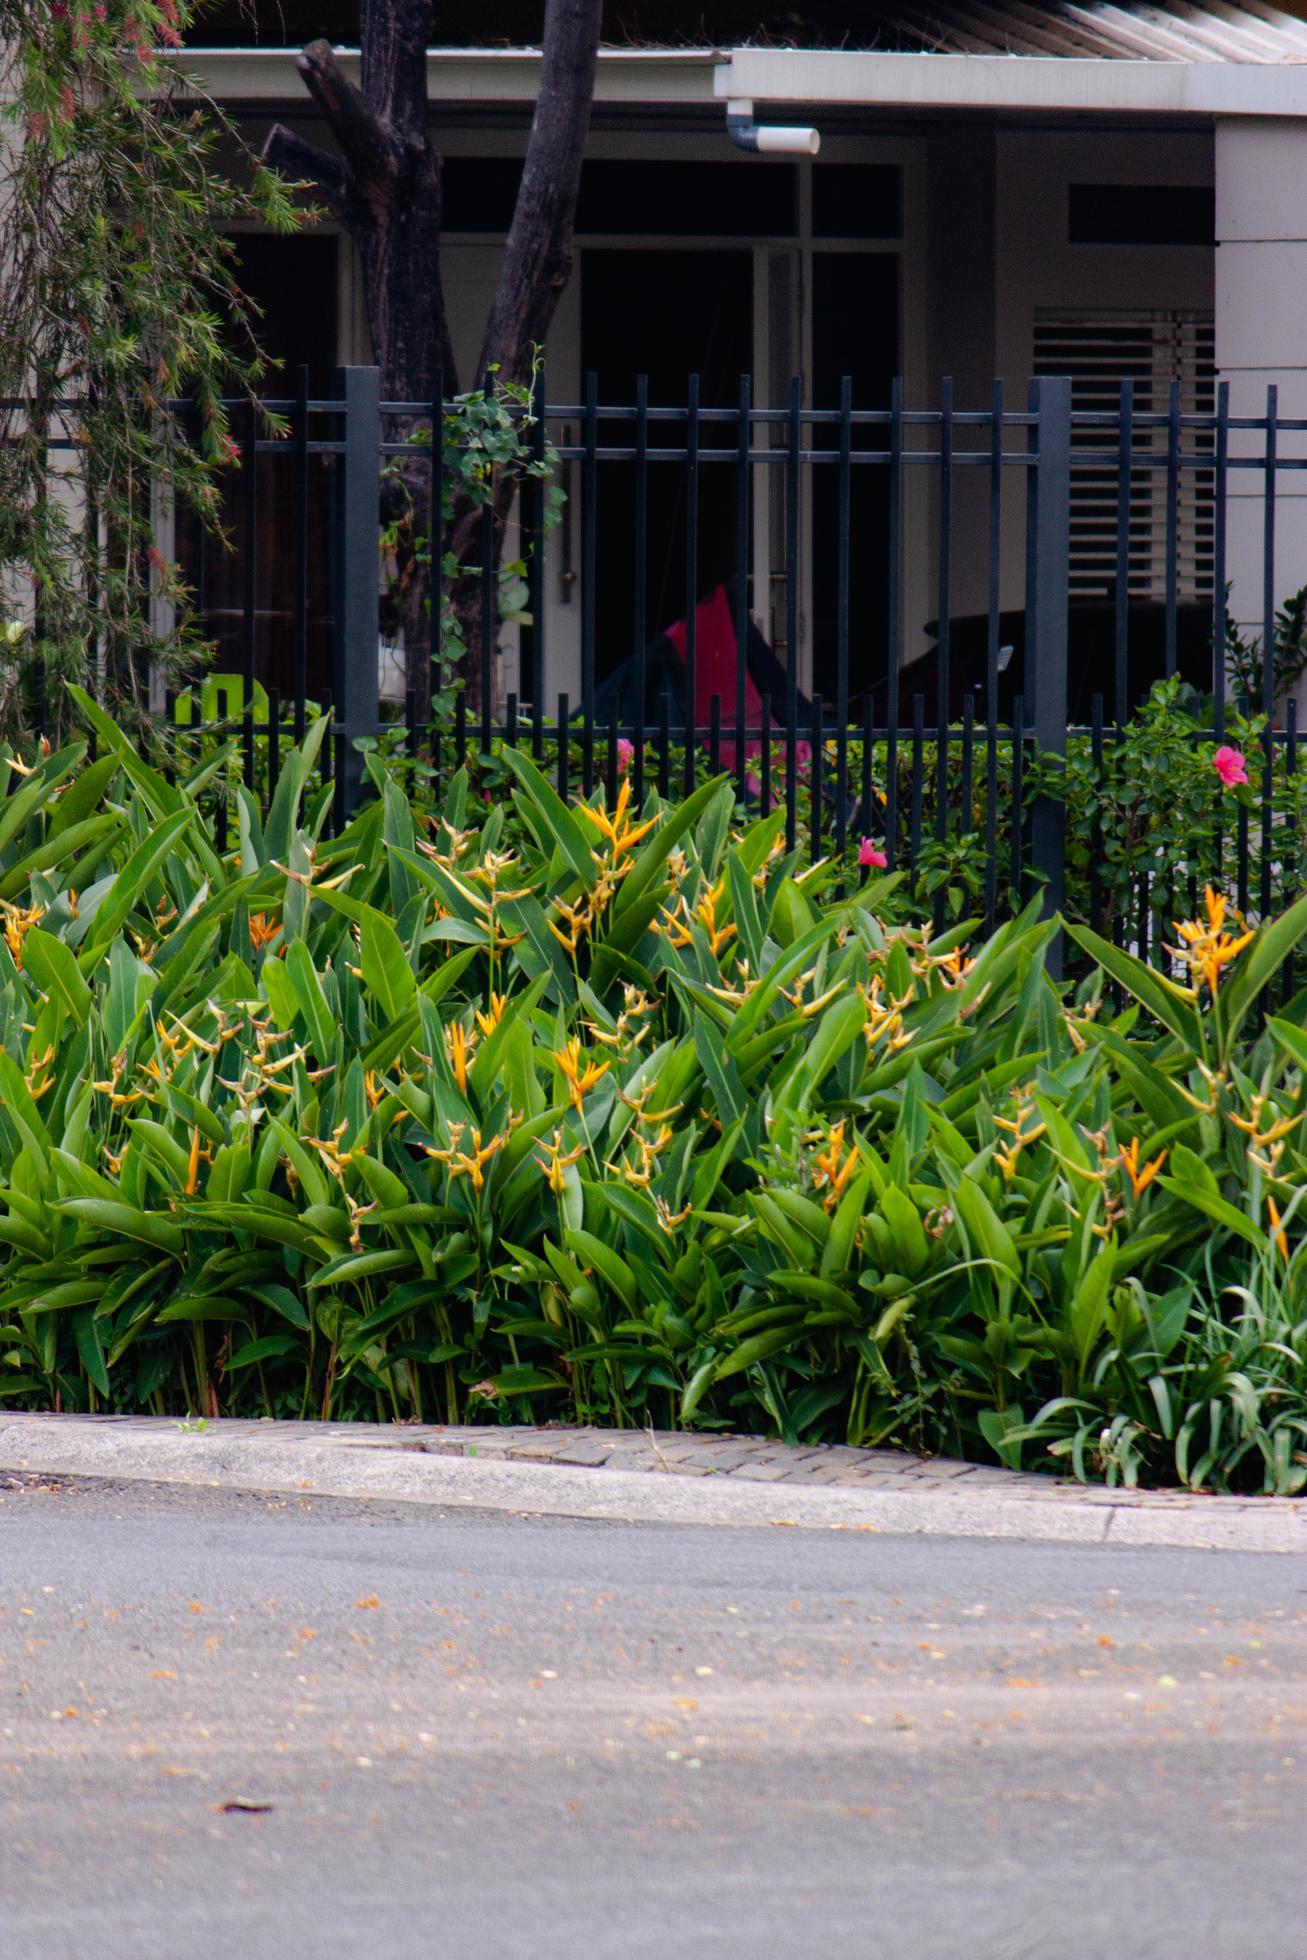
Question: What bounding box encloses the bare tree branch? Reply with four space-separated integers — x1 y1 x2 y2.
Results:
291 37 397 194
260 123 357 224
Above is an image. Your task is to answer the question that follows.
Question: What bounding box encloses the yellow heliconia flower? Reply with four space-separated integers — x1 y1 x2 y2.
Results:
426 1126 504 1194
445 1020 474 1097
654 1195 693 1235
475 992 508 1039
1268 1194 1290 1261
578 777 659 862
654 894 694 949
554 1036 611 1113
249 911 281 955
1169 886 1255 996
312 1119 360 1182
0 898 44 969
993 1090 1046 1182
535 1127 587 1195
812 1121 860 1213
1119 1136 1167 1199
24 1043 55 1102
694 878 736 959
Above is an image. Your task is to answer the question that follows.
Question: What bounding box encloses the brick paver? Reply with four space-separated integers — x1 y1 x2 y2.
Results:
6 1412 1302 1514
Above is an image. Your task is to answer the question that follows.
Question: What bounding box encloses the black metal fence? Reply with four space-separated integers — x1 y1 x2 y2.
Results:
166 365 1307 945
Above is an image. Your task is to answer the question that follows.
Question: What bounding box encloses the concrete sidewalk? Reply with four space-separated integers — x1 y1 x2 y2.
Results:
0 1411 1303 1553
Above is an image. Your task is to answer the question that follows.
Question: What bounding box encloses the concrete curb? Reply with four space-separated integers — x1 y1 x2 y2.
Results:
0 1415 1304 1553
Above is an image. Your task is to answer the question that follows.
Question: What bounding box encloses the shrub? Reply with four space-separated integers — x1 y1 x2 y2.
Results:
1 690 1307 1493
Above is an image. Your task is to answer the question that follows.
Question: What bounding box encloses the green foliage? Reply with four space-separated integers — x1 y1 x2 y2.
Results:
1059 679 1290 933
381 365 561 714
0 2 297 738
1226 584 1307 707
0 708 1305 1495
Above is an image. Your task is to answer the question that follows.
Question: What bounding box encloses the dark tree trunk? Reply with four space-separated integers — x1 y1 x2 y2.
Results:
263 3 452 403
264 0 602 728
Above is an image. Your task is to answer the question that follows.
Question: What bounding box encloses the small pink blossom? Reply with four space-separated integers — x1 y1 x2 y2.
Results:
1213 745 1248 789
859 837 888 869
615 737 635 774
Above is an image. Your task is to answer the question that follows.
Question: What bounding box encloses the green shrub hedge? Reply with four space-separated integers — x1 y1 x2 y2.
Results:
2 689 1307 1493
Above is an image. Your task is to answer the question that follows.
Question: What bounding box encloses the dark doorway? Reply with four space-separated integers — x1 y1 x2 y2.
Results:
177 233 339 699
580 248 753 684
809 252 899 705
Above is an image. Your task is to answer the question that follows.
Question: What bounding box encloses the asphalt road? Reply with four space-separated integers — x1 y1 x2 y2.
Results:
1 1474 1304 1960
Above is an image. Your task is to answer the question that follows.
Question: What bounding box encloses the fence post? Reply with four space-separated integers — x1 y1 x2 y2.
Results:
1027 375 1072 971
332 364 381 818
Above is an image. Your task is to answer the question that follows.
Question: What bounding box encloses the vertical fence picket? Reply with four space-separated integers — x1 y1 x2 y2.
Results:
332 366 381 819
1164 376 1180 679
734 374 752 808
1090 694 1104 935
836 374 852 863
810 693 822 860
1287 699 1299 1001
785 376 801 850
529 364 547 764
634 373 649 804
909 695 925 897
582 371 598 797
886 378 902 867
1009 694 1024 905
684 371 700 796
294 364 310 746
983 379 1003 939
936 377 953 858
241 394 257 790
1028 377 1072 954
760 693 771 818
479 498 494 759
1113 376 1133 727
1213 380 1230 747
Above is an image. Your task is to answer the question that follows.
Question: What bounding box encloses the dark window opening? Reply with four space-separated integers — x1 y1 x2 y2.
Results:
1068 184 1215 247
812 163 900 239
176 234 339 700
442 157 797 238
809 251 898 702
579 247 754 688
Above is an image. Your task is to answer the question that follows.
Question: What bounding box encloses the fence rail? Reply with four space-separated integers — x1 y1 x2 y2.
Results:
95 366 1307 949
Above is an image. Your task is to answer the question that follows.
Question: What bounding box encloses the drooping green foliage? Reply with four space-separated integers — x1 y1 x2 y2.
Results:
2 702 1307 1494
0 2 296 736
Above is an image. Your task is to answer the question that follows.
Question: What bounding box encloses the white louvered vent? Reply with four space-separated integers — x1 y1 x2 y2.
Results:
1033 309 1215 603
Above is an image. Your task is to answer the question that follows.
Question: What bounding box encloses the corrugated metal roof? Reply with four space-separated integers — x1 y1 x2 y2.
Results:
873 0 1307 59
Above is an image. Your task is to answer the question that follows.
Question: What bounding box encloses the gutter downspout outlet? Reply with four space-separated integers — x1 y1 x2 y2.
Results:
726 99 820 156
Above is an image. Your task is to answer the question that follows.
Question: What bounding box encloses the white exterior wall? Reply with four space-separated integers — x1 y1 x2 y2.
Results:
993 127 1214 621
1214 117 1307 678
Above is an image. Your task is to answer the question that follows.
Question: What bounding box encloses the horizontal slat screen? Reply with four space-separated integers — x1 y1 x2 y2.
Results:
1034 309 1215 605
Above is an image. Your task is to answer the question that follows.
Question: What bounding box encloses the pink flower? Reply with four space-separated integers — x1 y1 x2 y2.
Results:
859 837 888 869
1214 745 1249 789
615 738 634 775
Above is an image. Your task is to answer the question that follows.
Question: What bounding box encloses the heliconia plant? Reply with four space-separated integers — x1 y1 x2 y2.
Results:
1 687 1307 1494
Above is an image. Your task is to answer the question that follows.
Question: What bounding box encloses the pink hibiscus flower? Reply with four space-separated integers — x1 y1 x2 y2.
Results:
1213 745 1248 789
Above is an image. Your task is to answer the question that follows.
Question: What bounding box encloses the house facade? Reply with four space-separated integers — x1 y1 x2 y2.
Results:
180 6 1307 713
